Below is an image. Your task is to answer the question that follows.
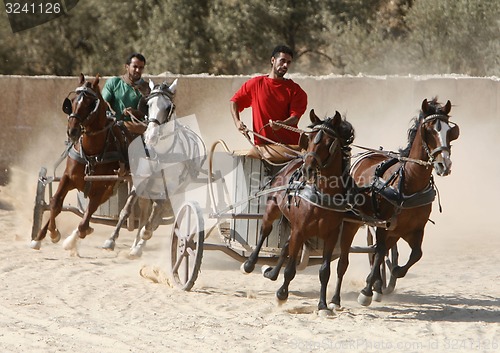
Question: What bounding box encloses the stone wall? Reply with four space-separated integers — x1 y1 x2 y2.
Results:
1 74 499 231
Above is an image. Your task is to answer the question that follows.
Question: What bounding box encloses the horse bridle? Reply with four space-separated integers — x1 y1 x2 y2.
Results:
303 121 351 170
63 86 101 126
420 113 455 162
145 86 175 125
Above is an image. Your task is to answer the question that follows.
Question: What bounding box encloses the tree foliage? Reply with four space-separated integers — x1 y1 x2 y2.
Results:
0 0 498 76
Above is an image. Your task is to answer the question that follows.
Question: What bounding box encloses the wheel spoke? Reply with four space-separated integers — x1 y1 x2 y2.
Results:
169 201 204 290
182 256 189 282
172 251 184 273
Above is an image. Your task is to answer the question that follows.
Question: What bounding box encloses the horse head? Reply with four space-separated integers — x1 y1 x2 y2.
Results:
143 79 177 147
300 109 355 183
419 98 460 176
64 73 103 143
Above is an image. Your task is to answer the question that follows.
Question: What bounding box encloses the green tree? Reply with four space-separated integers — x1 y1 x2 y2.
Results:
401 0 500 75
0 0 498 76
137 0 212 75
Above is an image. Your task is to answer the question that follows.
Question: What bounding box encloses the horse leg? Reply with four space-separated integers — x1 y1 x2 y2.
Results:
103 189 138 250
62 190 104 253
140 199 166 240
318 234 338 314
370 235 401 302
30 177 71 249
242 201 281 274
358 228 388 306
130 199 165 258
276 256 297 301
129 198 150 247
262 239 289 281
392 230 423 278
330 222 359 310
275 232 302 301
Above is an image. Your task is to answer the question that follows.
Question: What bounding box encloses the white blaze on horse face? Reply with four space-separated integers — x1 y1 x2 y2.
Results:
433 121 452 174
144 94 173 147
76 94 85 110
435 120 451 148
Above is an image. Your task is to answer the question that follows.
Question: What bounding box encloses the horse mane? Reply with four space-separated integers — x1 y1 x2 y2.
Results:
308 114 355 147
399 97 445 157
308 114 355 174
155 83 175 99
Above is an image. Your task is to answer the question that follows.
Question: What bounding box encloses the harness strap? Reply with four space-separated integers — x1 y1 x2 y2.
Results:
352 144 432 166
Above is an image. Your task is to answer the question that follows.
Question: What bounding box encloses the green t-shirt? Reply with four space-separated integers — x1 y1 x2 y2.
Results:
101 76 145 121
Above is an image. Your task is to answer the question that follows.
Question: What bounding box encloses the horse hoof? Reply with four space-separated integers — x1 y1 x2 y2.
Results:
129 246 143 258
373 291 383 302
261 265 271 276
328 302 343 311
392 266 406 278
63 231 78 251
276 289 288 301
79 227 94 239
240 261 255 274
102 239 115 251
50 230 61 243
318 309 334 317
357 292 372 306
30 240 42 250
140 228 153 241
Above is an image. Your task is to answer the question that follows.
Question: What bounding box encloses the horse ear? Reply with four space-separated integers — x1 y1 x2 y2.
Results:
169 78 178 94
149 79 155 91
79 73 85 85
298 132 309 150
332 111 342 127
309 109 320 124
94 74 100 87
421 99 429 113
449 124 460 141
444 100 452 115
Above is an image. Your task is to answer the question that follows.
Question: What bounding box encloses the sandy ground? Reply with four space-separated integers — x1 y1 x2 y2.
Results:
1 162 499 353
0 80 499 352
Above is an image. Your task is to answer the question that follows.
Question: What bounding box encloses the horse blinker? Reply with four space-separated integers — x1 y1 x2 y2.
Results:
63 97 73 115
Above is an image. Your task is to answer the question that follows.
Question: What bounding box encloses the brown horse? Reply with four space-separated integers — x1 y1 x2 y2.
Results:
242 109 355 314
330 98 460 308
30 74 130 253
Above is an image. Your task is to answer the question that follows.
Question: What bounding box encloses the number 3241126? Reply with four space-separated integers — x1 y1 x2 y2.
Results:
5 2 61 14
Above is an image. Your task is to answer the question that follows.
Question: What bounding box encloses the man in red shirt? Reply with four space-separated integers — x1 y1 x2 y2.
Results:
230 45 308 151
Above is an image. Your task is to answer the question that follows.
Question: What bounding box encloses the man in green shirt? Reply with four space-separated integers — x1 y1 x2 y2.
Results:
102 52 151 134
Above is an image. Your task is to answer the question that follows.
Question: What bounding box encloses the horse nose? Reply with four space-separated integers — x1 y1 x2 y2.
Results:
302 164 316 181
67 126 81 143
435 159 452 176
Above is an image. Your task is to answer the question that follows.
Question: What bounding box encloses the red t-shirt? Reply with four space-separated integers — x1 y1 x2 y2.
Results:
231 75 307 145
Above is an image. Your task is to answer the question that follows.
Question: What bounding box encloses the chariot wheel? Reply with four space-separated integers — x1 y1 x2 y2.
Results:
169 201 204 291
367 226 398 294
31 167 48 240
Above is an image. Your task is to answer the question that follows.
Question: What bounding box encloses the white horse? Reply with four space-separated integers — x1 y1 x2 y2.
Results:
102 79 206 257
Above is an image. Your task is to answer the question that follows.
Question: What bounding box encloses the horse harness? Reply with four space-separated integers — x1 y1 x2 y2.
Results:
277 116 445 226
64 85 129 196
420 113 454 163
63 85 101 126
282 120 358 212
368 158 437 217
365 113 452 217
143 85 176 126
